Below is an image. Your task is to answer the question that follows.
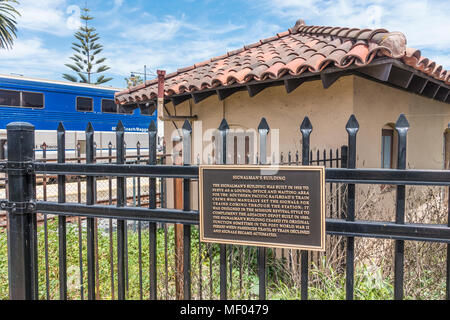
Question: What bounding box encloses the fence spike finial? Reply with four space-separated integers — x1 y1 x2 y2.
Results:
345 114 359 132
116 120 124 132
148 120 157 132
300 116 313 133
395 113 410 131
219 118 229 131
57 122 65 132
86 122 94 132
182 119 192 133
258 117 270 133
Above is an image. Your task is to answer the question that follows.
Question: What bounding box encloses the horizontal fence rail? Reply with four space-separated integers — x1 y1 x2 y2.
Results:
35 202 199 225
25 162 450 186
32 202 450 244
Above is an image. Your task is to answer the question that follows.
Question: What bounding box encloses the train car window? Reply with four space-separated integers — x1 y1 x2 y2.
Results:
139 103 156 115
101 99 117 113
118 104 134 115
0 89 20 107
22 92 44 108
76 97 93 112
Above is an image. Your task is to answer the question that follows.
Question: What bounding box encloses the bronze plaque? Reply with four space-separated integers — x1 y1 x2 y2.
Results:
199 165 325 251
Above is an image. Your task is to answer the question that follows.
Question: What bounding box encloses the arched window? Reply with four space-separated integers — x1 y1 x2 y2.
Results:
445 128 450 170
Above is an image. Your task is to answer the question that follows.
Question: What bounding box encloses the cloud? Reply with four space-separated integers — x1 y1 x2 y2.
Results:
106 15 282 78
0 37 70 78
118 15 186 42
16 0 76 36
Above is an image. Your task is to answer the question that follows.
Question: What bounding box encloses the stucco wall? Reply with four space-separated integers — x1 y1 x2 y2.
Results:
163 75 450 209
353 76 450 169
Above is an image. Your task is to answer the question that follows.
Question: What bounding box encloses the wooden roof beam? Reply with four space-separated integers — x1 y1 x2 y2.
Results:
434 86 449 102
357 62 393 82
422 81 440 99
191 91 216 104
216 87 242 101
320 71 346 89
246 83 271 97
170 95 191 106
387 66 414 88
407 75 428 94
284 78 305 93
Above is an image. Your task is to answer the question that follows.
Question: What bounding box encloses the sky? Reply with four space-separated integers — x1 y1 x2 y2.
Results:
0 0 449 89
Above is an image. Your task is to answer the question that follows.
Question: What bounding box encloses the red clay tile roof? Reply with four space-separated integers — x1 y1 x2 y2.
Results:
115 20 450 104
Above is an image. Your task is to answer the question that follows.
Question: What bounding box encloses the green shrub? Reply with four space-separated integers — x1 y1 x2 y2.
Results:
0 219 446 300
269 257 394 300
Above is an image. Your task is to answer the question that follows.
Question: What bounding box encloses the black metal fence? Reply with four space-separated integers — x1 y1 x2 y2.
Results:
1 113 450 300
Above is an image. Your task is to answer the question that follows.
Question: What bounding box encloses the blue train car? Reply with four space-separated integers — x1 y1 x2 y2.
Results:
0 74 156 158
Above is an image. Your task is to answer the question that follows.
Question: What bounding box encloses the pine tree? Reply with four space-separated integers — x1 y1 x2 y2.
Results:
0 0 20 50
63 7 112 84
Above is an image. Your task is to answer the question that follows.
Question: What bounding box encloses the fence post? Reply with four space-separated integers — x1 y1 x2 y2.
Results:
257 118 269 300
5 122 38 300
57 122 67 300
218 118 229 300
300 116 312 300
345 115 359 300
85 122 96 300
116 121 127 300
148 120 158 300
394 114 409 300
182 120 192 299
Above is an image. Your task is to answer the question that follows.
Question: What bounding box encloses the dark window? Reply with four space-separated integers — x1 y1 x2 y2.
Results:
22 92 44 108
0 89 20 107
77 97 93 112
381 128 394 168
101 99 117 113
118 105 134 115
139 103 155 115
